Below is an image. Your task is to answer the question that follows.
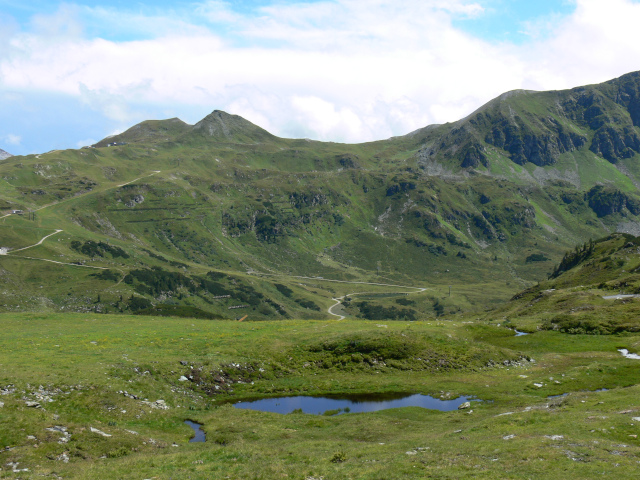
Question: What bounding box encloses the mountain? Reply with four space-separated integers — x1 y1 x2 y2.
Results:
0 148 12 160
495 233 640 335
93 118 190 147
2 72 640 319
413 71 640 171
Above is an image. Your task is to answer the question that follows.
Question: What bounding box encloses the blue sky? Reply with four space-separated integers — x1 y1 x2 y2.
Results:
1 0 640 155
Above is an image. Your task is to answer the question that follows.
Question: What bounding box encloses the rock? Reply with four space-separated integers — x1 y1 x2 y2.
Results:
633 417 640 422
503 434 516 440
458 402 471 410
47 426 71 444
25 401 41 408
544 435 564 440
0 401 4 408
56 452 69 463
90 427 112 437
180 360 189 366
47 426 67 433
179 376 189 382
533 383 544 388
141 399 170 410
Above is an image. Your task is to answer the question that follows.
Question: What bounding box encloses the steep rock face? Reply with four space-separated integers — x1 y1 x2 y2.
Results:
585 185 640 217
0 149 12 160
484 115 586 166
609 71 640 127
589 125 640 162
564 84 640 163
415 72 640 170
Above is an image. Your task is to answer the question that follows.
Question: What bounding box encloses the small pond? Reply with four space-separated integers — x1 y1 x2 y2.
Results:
232 393 474 415
184 420 206 442
514 330 529 337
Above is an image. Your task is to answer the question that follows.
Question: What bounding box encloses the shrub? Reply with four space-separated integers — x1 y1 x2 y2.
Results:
331 451 347 463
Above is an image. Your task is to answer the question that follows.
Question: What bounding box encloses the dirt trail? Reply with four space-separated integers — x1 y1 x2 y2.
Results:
255 272 428 320
327 287 428 320
8 229 63 253
9 255 109 269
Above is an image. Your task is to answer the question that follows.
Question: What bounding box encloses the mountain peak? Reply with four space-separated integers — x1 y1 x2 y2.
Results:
0 148 12 160
190 110 278 144
94 117 190 147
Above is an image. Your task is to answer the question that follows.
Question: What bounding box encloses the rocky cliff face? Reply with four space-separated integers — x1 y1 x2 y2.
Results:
416 72 640 170
0 149 12 160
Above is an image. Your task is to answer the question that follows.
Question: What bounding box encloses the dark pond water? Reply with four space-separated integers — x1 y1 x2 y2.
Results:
184 420 206 442
232 393 474 415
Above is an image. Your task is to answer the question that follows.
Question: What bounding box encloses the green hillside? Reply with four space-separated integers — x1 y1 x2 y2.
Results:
3 72 640 319
492 233 640 334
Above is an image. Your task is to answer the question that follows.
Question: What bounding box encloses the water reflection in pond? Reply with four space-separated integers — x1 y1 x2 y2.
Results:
514 330 529 336
184 420 206 442
233 393 474 415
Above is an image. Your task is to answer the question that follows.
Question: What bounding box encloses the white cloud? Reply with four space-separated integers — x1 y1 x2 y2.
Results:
75 138 97 148
4 134 21 146
1 0 640 148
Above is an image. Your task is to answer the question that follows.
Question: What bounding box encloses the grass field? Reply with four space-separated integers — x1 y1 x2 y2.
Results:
2 312 640 478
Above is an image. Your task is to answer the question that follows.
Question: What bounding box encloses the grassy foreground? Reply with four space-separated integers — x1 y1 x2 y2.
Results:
1 312 640 479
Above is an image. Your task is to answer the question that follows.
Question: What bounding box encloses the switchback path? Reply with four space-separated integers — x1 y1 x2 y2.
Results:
327 287 429 320
253 272 428 320
0 170 161 272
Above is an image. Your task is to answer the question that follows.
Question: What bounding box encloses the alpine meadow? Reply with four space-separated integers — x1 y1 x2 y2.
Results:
4 71 640 478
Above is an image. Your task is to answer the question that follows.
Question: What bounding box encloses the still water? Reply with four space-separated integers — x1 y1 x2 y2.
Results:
184 420 206 442
233 393 473 415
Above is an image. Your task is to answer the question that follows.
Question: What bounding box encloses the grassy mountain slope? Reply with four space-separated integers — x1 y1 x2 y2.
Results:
2 72 640 318
493 233 640 334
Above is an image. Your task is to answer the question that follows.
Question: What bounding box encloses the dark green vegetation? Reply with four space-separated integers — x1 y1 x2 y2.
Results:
4 72 640 319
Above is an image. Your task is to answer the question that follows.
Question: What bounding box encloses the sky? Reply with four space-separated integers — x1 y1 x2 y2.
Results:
1 0 640 155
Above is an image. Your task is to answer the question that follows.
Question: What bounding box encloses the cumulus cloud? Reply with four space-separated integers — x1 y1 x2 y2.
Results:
1 0 640 148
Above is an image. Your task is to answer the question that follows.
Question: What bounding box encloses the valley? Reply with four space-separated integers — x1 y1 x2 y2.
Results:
3 72 640 478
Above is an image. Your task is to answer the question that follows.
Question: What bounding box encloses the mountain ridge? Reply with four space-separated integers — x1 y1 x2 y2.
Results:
2 71 640 319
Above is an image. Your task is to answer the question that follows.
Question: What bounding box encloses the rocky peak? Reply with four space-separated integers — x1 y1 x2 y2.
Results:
190 110 277 144
0 148 12 160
